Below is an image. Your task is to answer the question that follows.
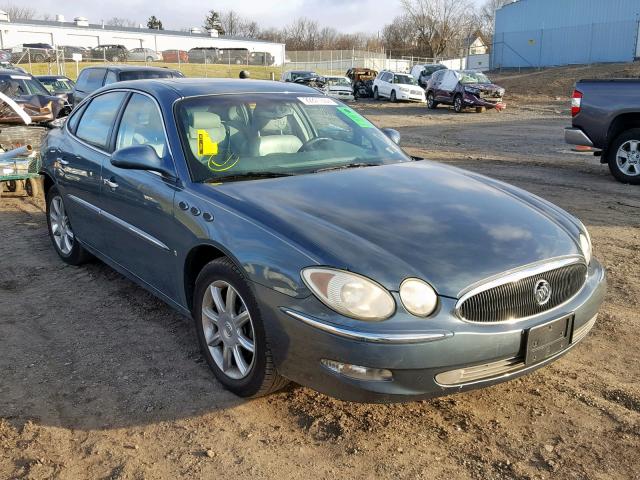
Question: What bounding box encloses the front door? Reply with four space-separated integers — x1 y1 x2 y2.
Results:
99 92 180 299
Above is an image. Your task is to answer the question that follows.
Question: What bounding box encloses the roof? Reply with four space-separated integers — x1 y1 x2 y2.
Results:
0 68 34 77
35 75 72 80
82 64 179 73
106 78 318 98
0 18 283 46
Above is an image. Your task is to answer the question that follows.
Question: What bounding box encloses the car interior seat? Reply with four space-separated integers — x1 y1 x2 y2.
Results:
251 105 303 156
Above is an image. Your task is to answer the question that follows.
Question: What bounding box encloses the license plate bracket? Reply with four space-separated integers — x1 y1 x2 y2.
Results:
525 315 574 366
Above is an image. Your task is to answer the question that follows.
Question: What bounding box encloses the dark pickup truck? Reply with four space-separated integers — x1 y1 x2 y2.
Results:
565 79 640 184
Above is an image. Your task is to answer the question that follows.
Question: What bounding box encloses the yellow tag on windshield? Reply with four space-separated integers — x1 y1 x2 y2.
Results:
197 130 218 156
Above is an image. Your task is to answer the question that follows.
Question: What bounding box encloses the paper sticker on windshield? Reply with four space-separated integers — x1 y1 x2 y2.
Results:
298 97 337 106
197 130 218 156
337 106 373 128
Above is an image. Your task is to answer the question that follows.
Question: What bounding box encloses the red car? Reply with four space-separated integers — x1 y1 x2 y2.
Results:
162 50 189 63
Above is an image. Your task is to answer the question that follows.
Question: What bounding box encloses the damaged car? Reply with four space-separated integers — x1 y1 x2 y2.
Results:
36 75 75 116
0 70 66 123
320 76 355 102
427 69 506 113
346 68 377 99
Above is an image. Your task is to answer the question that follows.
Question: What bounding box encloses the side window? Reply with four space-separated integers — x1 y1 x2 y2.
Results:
116 93 167 158
75 92 127 149
66 102 87 133
384 72 393 82
104 70 118 85
76 69 106 92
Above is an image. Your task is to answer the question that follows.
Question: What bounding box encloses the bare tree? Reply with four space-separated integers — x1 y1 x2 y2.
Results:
399 0 474 58
220 11 243 36
106 17 137 28
478 0 512 35
1 3 36 21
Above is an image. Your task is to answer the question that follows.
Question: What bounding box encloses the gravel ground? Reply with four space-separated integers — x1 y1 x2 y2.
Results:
1 75 639 479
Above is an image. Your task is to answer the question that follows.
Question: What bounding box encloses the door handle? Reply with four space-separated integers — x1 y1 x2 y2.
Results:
56 158 69 166
103 178 119 189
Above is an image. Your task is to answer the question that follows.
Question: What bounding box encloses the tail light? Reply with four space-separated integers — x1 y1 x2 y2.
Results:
571 90 583 117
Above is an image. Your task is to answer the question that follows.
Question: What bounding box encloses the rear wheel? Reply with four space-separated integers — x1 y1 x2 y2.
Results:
193 258 288 398
390 90 397 103
46 186 92 265
454 94 464 113
427 92 438 109
608 129 640 185
33 53 45 63
146 56 154 62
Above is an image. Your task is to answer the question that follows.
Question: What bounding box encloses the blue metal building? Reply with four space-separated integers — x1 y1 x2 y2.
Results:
492 0 640 68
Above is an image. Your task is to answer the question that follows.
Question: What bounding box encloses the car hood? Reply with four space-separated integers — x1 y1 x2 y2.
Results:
466 82 504 92
210 161 581 298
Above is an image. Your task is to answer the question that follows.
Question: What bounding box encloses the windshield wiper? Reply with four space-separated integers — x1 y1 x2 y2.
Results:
206 172 295 183
315 162 380 173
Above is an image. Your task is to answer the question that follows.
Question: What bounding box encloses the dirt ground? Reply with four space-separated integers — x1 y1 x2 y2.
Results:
1 66 639 480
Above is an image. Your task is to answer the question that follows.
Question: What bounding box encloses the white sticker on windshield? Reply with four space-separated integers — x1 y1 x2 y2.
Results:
298 97 337 106
10 75 31 80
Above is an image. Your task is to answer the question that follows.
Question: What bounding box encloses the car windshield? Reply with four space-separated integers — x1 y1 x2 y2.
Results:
119 70 179 80
459 71 491 84
393 74 418 85
176 93 410 183
0 75 49 96
326 77 351 87
291 72 316 81
39 77 74 92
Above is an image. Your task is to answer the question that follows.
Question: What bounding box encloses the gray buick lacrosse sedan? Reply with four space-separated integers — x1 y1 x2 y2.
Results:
40 78 606 402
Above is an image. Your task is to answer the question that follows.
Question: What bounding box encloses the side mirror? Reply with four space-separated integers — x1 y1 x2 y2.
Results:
111 144 174 177
381 128 401 145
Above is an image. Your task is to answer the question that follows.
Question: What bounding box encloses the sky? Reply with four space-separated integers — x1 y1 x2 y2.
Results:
17 0 479 34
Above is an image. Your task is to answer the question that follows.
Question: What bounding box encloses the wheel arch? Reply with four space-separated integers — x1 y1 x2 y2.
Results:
41 170 55 196
607 112 640 148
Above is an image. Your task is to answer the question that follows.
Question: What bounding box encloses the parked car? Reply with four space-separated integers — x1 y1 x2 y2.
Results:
162 50 189 63
0 50 27 73
10 43 55 63
91 45 129 62
249 52 275 66
35 75 76 114
128 48 162 62
346 68 378 98
320 75 355 101
187 47 220 64
373 70 426 103
565 79 640 184
280 70 317 82
71 65 184 106
0 70 66 121
218 48 249 65
410 63 447 89
426 70 506 113
39 78 605 402
61 45 89 61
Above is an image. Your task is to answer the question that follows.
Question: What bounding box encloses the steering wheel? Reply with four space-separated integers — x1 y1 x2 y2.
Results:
298 137 332 152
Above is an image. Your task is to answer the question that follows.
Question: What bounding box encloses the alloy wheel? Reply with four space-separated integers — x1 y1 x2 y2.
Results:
201 280 256 380
454 96 463 112
616 140 640 176
49 195 74 255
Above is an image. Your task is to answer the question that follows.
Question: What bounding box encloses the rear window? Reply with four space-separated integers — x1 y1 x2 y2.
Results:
118 70 180 81
76 69 105 92
75 91 127 149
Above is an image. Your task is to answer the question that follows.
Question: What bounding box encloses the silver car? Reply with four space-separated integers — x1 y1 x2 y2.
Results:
128 48 161 63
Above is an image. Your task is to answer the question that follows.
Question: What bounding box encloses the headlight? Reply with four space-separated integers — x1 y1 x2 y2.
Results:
399 86 410 92
400 278 438 317
579 231 592 265
301 268 395 321
464 86 480 95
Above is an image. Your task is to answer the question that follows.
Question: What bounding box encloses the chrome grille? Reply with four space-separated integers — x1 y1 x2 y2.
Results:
458 262 587 322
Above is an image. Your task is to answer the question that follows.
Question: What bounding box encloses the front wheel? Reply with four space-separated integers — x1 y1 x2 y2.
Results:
607 129 640 184
427 92 438 109
46 186 91 265
146 56 154 63
454 95 464 113
390 90 397 103
373 87 379 100
193 258 288 398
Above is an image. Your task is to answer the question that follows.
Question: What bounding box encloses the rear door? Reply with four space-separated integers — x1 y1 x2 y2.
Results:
57 90 128 251
99 92 180 298
73 68 106 106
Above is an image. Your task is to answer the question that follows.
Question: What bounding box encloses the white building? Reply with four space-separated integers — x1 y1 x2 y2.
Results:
0 13 286 65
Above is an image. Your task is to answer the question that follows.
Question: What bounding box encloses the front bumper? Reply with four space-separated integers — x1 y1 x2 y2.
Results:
565 127 594 147
464 93 505 110
397 91 426 103
256 259 606 403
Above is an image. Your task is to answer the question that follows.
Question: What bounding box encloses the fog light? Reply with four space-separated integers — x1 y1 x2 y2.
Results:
321 359 393 382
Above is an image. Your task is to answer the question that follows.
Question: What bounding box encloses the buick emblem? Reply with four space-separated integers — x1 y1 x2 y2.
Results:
534 280 552 306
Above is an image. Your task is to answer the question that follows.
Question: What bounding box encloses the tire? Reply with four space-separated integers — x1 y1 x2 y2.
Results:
607 128 640 185
6 180 17 192
390 90 397 103
33 53 45 63
46 185 92 265
146 56 154 63
454 94 464 113
427 92 438 109
25 177 42 198
373 87 379 100
193 257 288 398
